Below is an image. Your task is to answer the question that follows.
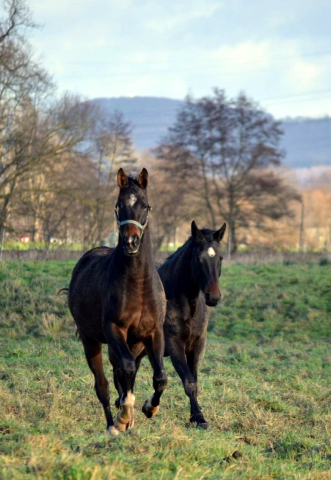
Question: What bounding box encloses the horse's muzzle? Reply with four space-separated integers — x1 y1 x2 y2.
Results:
204 292 221 307
123 234 140 255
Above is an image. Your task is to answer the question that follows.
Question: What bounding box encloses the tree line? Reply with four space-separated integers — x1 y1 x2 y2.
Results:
2 0 325 255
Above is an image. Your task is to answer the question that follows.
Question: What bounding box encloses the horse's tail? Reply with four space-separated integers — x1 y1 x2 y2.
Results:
57 287 69 296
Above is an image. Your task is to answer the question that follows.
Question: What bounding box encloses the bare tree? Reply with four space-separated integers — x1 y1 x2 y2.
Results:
0 93 97 234
0 0 52 233
91 110 136 244
156 89 299 253
145 157 191 253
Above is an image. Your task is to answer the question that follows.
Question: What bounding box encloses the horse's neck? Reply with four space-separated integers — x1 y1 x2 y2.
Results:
174 243 200 301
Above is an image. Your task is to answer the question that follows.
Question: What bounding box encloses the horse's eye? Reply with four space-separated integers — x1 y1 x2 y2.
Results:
143 204 148 210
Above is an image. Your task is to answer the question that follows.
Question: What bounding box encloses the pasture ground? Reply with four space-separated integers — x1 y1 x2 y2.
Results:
0 260 331 480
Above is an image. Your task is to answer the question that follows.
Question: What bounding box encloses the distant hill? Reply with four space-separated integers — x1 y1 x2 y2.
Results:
280 117 331 168
90 97 331 169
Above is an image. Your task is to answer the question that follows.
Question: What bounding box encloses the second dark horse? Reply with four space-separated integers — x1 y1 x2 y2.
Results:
68 168 167 436
135 220 226 429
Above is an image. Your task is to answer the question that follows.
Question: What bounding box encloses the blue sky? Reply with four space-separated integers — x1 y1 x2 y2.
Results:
27 0 331 119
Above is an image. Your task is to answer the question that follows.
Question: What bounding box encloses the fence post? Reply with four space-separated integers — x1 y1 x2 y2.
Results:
0 227 5 262
299 201 304 251
227 220 232 261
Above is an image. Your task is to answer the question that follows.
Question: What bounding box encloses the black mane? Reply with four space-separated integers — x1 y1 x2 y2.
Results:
164 228 215 263
126 174 144 188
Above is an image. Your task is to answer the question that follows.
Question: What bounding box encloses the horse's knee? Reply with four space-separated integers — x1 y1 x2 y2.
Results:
120 358 136 378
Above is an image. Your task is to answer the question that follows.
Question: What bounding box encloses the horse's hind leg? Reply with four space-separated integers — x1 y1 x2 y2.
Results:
187 336 206 387
80 331 118 436
186 337 208 426
142 327 167 418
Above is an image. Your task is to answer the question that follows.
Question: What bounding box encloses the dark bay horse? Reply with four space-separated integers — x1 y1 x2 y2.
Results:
135 220 226 429
68 168 167 436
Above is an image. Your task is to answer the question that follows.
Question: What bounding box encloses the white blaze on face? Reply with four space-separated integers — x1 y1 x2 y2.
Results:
128 194 137 207
207 247 216 257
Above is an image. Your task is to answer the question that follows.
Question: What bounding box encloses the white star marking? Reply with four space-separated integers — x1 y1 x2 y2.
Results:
128 194 137 207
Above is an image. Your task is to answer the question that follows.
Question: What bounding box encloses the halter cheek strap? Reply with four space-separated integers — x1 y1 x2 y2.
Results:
114 208 149 236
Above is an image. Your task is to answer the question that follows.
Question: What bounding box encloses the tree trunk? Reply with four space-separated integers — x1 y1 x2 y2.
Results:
231 221 237 254
200 157 217 229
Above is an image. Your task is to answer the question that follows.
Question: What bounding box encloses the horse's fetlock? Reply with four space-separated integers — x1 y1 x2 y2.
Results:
153 372 167 392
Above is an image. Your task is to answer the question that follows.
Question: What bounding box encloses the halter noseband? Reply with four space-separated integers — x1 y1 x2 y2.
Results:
114 206 150 237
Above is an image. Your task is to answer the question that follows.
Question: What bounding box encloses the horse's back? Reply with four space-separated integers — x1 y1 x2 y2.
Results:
69 246 113 292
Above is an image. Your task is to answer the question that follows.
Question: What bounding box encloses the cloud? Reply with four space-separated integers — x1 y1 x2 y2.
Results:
285 60 325 93
26 0 331 118
212 40 272 71
144 1 223 33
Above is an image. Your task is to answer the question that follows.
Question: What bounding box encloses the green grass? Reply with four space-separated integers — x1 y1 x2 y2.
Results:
0 261 331 480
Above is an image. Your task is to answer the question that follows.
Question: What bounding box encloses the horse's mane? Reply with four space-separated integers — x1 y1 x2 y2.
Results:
164 228 215 264
126 174 146 189
165 236 194 262
127 175 140 187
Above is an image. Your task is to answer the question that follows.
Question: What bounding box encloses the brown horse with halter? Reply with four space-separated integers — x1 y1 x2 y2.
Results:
68 168 167 435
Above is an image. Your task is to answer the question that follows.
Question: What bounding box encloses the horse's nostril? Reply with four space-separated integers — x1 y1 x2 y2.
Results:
123 235 140 253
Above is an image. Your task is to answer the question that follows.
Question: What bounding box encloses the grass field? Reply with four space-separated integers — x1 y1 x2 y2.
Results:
0 260 331 480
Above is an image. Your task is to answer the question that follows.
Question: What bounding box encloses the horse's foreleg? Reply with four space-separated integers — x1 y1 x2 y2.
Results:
167 336 209 429
107 325 136 431
80 331 118 436
186 336 206 394
114 346 145 412
113 367 123 409
142 327 167 418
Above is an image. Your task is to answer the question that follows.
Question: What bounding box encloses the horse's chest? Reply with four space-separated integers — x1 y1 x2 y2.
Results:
119 292 157 338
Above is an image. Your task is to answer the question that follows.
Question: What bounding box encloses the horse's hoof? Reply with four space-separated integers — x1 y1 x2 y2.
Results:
107 426 120 436
128 413 135 429
197 422 210 430
114 416 129 432
142 399 160 418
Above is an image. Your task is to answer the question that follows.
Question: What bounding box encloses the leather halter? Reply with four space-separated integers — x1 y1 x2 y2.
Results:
114 206 149 237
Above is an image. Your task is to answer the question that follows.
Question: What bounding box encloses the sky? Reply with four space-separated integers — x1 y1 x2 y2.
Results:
25 0 331 119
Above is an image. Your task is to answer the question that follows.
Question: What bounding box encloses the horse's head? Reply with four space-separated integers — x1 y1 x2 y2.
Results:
190 221 226 307
116 167 151 255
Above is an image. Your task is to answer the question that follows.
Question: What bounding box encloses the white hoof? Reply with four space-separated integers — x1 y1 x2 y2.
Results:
107 425 120 436
114 391 135 430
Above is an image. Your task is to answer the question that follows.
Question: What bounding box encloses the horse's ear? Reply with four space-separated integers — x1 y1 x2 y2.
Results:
191 220 204 242
138 168 148 189
117 168 128 188
213 223 226 243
